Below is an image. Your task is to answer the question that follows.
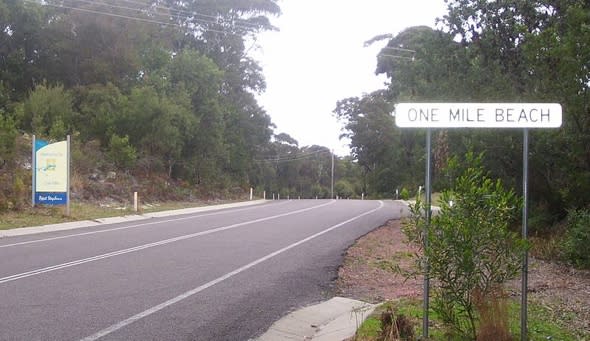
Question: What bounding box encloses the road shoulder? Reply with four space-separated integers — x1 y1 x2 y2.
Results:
0 200 267 238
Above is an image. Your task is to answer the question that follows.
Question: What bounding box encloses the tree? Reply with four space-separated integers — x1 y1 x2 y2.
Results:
0 0 49 100
74 83 127 146
439 0 590 217
0 115 17 171
334 179 355 199
334 90 417 196
0 0 290 203
17 82 75 139
117 85 195 178
0 115 25 211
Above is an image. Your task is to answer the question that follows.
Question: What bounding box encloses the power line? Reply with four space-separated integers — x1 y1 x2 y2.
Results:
380 46 416 61
383 46 416 53
23 0 258 35
254 149 332 163
379 54 415 61
118 0 262 28
25 1 179 28
67 0 260 31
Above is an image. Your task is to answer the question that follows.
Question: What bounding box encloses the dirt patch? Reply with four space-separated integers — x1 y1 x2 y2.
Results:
507 258 590 336
336 219 590 338
336 220 421 303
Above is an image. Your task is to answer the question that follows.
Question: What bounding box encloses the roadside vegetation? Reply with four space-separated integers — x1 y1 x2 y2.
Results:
340 152 588 340
0 0 367 226
404 153 524 340
1 1 589 338
353 298 581 341
333 0 590 275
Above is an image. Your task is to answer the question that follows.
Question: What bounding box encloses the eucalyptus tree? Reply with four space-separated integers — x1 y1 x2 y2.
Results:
334 90 408 196
0 0 51 100
441 0 590 215
0 0 293 201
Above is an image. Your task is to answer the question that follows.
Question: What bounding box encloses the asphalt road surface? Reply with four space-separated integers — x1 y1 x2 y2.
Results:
0 199 406 341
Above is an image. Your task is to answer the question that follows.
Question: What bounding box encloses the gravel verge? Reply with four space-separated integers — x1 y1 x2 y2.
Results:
335 219 590 339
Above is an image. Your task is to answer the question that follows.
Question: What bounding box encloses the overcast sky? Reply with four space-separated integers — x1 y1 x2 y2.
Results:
253 0 448 155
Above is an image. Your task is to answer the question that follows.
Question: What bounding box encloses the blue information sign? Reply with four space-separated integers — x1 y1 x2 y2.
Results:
33 138 69 206
34 192 68 205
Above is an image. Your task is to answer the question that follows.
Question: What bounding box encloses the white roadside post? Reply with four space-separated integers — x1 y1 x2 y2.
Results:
331 150 335 199
394 102 562 341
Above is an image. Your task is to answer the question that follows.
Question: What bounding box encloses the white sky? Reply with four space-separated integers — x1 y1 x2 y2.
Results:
253 0 448 155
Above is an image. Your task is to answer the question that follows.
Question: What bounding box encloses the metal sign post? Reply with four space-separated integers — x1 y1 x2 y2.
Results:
521 128 529 340
423 129 432 338
394 103 562 340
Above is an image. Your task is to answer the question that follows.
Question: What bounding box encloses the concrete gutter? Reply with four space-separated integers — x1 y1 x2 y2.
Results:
0 199 267 238
256 297 377 341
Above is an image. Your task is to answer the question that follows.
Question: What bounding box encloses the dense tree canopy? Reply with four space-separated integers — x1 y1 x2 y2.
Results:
0 0 362 208
336 0 590 222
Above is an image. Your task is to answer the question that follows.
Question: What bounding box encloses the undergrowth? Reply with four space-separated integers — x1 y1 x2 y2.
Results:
353 298 581 341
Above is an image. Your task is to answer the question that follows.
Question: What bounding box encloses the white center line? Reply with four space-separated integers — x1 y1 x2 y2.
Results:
80 201 384 341
0 201 336 285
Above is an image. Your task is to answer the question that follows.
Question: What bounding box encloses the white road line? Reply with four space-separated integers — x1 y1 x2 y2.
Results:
80 201 385 341
0 201 336 285
0 200 295 249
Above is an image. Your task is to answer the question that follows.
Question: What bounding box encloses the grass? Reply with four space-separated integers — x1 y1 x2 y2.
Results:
353 298 582 341
374 251 414 273
355 315 382 340
0 200 237 230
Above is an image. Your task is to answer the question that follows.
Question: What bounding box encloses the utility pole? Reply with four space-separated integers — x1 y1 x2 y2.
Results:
331 150 335 199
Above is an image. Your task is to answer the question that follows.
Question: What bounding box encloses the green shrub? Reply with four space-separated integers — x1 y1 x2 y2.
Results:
108 134 137 170
335 179 355 198
400 188 410 200
403 152 525 340
562 209 590 269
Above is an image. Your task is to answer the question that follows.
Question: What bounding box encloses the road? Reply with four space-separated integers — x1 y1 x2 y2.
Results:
0 199 405 341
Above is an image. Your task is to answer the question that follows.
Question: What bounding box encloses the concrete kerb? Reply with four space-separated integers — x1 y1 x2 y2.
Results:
0 199 268 238
255 297 377 341
398 199 440 215
255 200 437 341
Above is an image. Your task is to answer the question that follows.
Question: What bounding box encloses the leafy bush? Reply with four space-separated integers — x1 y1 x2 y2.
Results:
403 153 524 339
335 179 355 198
0 116 21 212
108 134 137 170
562 209 590 269
400 188 410 200
18 82 75 138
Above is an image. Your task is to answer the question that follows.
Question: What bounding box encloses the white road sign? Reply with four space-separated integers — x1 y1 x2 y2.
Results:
394 103 562 128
